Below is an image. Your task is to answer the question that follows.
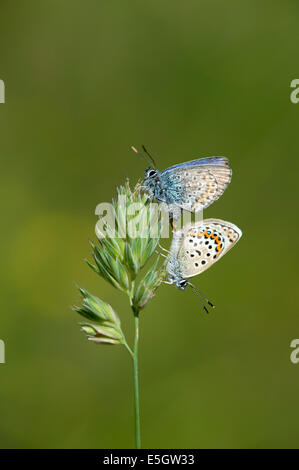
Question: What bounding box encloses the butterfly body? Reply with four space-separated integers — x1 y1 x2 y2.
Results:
143 157 232 214
166 218 242 289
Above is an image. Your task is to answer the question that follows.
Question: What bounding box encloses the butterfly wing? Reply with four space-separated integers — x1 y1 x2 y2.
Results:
161 156 230 172
173 218 242 279
160 157 232 212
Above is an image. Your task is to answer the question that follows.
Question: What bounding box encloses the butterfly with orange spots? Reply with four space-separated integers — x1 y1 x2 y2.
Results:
162 219 242 312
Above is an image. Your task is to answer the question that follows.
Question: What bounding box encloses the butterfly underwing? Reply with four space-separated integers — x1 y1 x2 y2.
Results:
142 156 232 216
166 218 242 291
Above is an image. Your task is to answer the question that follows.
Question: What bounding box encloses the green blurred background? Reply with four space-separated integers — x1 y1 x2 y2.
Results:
0 0 298 449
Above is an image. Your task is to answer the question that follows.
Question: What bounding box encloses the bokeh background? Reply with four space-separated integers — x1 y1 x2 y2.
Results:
0 0 298 449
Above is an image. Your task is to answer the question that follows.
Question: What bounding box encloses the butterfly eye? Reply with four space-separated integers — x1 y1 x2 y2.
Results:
146 169 157 178
179 280 188 289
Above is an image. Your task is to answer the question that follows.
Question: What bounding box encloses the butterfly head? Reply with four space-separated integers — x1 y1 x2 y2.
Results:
176 279 188 290
167 274 188 290
131 145 161 198
145 167 158 179
142 167 162 200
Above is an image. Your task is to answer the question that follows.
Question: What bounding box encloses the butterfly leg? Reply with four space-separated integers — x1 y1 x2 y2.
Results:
158 242 170 254
155 250 168 259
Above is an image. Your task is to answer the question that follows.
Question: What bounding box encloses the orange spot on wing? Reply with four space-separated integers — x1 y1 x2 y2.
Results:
203 231 211 238
211 233 222 250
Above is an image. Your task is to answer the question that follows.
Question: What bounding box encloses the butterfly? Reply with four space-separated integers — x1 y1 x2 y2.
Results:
132 146 232 217
162 218 242 312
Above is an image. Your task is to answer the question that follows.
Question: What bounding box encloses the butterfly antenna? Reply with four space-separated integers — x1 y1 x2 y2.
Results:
141 145 157 168
131 146 156 168
188 283 209 314
187 282 215 313
188 283 215 308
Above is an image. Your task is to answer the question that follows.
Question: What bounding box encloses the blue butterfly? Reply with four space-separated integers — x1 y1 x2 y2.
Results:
133 146 232 215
